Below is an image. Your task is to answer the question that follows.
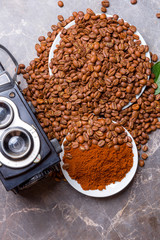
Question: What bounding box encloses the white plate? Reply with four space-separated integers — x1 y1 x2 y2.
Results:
48 14 151 110
60 125 138 198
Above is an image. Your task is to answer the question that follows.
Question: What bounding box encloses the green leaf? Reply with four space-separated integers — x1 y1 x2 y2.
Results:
152 62 160 82
151 61 160 95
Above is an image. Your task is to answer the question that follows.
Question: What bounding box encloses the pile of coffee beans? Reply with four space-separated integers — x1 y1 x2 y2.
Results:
50 13 151 111
21 10 160 168
64 117 132 151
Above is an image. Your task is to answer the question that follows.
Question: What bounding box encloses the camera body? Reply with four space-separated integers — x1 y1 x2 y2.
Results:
0 45 61 192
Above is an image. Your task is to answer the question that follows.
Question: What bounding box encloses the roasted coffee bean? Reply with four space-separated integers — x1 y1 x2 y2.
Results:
113 138 118 145
87 128 93 136
101 7 107 13
137 144 141 150
94 108 101 115
106 118 112 125
101 1 110 8
83 132 89 141
156 13 160 18
78 136 85 144
58 1 64 7
151 54 158 62
141 153 148 160
66 135 72 142
92 126 98 131
84 13 90 21
65 153 72 159
126 85 133 93
38 36 45 42
58 15 64 22
100 126 106 132
115 126 122 133
114 145 120 151
118 137 123 145
72 141 79 149
19 64 25 69
83 143 89 150
92 139 98 145
79 145 85 151
126 142 133 148
86 8 95 15
132 104 140 110
98 140 105 147
142 145 148 152
96 131 104 137
62 163 69 170
139 160 145 167
130 0 137 5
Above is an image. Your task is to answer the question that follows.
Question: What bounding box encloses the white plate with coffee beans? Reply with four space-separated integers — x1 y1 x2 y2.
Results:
48 14 151 110
59 126 138 198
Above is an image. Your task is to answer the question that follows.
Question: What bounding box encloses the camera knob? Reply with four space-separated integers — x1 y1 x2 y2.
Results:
50 138 62 154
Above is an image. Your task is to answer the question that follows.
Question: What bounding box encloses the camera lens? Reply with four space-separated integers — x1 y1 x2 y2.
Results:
0 101 13 129
8 136 26 153
0 106 7 121
1 128 32 160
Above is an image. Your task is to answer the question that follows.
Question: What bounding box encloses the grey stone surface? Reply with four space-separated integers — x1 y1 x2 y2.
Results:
0 0 160 239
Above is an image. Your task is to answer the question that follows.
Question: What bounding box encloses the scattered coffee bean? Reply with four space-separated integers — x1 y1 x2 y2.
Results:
131 0 137 4
142 145 148 152
151 54 158 62
139 160 145 167
156 13 160 18
58 1 64 7
38 36 45 42
101 7 107 13
141 153 148 160
101 1 110 8
19 64 25 69
58 15 64 22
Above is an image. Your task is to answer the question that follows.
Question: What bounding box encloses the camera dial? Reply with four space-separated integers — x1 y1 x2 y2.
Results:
1 127 32 160
0 101 13 129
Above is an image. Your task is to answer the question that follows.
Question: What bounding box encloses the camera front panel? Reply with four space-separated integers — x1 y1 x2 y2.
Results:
0 86 54 180
0 46 60 191
0 96 40 168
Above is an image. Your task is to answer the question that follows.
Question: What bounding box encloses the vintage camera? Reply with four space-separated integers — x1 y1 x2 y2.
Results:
0 45 61 192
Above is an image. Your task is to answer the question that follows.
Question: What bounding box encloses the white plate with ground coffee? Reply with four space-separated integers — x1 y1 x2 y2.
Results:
60 126 138 198
48 14 150 110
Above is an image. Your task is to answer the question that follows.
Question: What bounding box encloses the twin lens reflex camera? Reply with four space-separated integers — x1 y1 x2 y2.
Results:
0 45 61 193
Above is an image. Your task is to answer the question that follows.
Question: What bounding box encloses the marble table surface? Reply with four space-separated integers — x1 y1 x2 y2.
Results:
0 0 160 239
